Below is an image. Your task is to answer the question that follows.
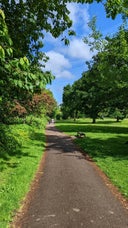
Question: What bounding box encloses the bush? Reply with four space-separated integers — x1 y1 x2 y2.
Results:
25 115 47 128
0 124 21 159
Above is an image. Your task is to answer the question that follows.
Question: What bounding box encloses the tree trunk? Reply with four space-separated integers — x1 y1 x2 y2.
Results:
92 118 96 123
73 111 76 122
116 116 120 122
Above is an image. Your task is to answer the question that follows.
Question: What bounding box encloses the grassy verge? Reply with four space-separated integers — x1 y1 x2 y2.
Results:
0 117 47 227
56 118 128 199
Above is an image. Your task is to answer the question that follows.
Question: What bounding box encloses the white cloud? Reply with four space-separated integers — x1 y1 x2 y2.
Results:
60 70 73 78
67 3 90 33
44 51 74 79
43 3 90 49
66 38 93 60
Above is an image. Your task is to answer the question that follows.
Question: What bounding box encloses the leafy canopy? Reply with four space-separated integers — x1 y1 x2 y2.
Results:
0 10 55 122
0 0 128 63
62 19 128 122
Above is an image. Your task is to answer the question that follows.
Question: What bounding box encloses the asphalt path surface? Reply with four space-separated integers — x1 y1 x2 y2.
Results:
15 124 128 228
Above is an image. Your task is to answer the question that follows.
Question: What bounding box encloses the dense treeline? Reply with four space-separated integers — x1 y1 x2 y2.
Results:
0 1 128 143
0 0 128 123
62 21 128 123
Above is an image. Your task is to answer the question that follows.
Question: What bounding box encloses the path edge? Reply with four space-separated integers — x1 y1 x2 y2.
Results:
10 129 48 228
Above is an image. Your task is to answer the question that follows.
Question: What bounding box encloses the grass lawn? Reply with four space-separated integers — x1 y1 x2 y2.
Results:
0 119 46 227
56 118 128 199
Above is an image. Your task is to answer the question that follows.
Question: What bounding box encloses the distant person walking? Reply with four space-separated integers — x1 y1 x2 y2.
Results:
51 119 54 123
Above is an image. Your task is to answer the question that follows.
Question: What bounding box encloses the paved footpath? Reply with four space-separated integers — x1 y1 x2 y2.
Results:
14 124 128 228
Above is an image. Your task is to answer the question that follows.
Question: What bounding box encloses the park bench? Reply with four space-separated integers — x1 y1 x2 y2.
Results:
76 132 86 138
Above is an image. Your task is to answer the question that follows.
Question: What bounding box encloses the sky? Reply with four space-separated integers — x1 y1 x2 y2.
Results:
42 2 123 104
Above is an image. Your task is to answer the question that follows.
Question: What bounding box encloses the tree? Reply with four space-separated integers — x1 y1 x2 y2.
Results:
83 18 128 122
0 0 128 63
62 23 128 123
0 10 54 122
25 89 57 117
62 84 80 120
94 27 128 118
62 85 72 119
83 28 128 122
73 69 111 123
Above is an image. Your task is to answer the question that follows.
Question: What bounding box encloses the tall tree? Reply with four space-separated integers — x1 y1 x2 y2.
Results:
73 69 111 123
83 17 128 121
0 10 54 122
62 85 73 119
62 24 128 123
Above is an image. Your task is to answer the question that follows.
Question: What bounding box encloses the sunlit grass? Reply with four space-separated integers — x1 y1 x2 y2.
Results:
0 120 46 227
56 118 128 199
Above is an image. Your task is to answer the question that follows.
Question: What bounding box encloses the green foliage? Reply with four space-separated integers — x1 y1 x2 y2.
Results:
0 117 47 226
0 0 127 65
62 84 81 120
0 1 127 122
83 16 104 52
105 0 128 19
110 108 126 122
62 21 128 123
0 124 21 160
24 89 57 117
25 115 47 128
0 10 55 123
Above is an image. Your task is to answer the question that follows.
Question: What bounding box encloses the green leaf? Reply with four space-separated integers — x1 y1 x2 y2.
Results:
8 38 13 46
0 9 5 20
23 56 29 66
18 80 23 88
68 30 76 36
19 58 25 66
0 46 5 59
6 48 13 57
64 38 70 46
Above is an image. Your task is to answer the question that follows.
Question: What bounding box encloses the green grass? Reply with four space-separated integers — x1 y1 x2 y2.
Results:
56 118 128 199
0 118 47 227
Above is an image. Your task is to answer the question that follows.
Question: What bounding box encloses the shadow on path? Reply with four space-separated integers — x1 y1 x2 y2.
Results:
12 124 128 228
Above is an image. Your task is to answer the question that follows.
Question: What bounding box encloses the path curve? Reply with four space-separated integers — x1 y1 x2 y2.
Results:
12 124 128 228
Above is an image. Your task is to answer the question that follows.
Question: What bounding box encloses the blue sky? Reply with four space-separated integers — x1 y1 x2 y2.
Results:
43 2 122 104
